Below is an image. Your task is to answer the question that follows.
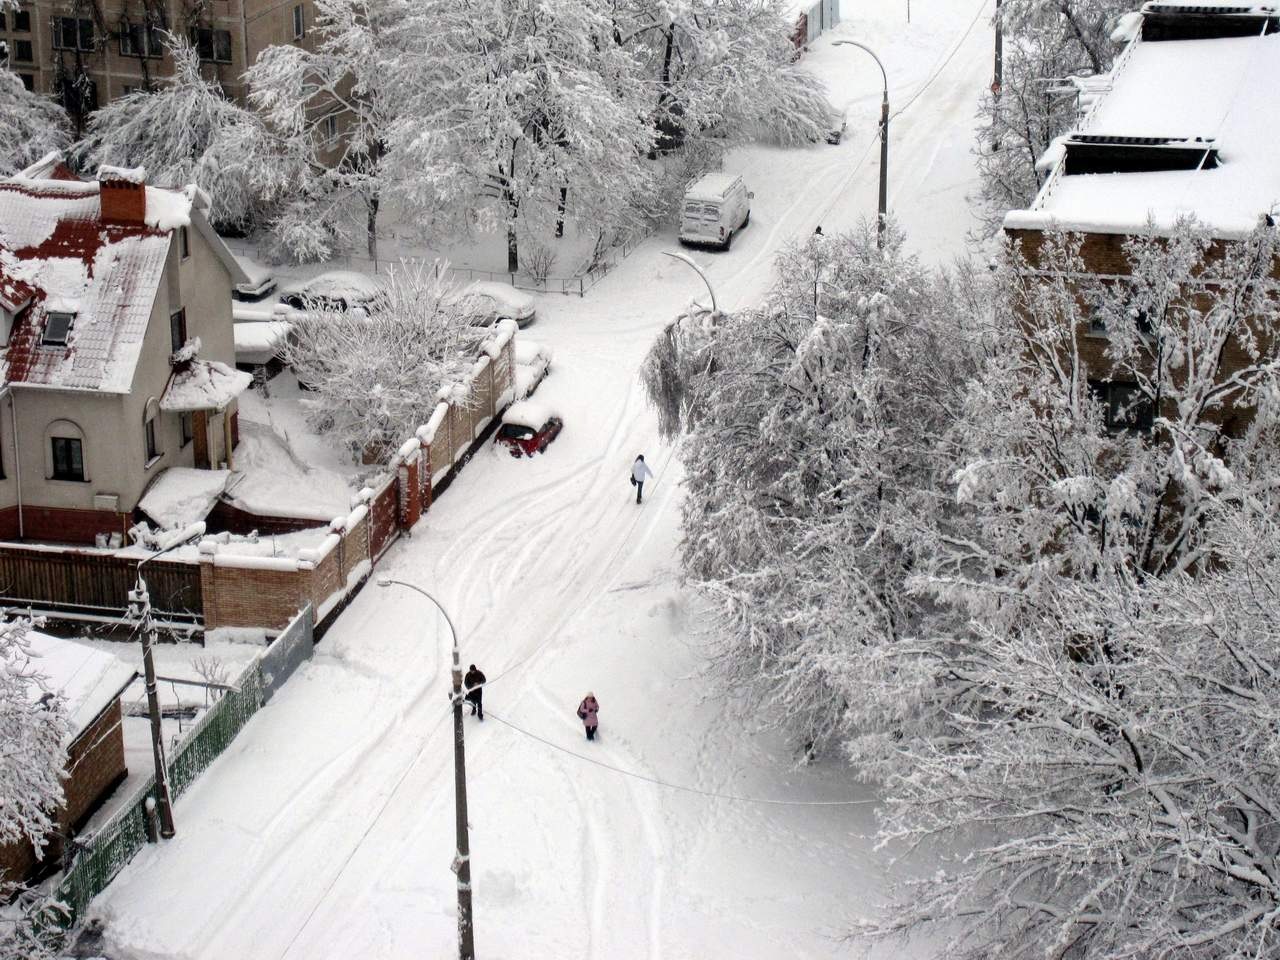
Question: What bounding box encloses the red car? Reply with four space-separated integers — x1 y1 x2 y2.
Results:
495 402 562 458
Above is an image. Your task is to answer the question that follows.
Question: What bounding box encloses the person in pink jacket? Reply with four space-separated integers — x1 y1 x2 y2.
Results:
577 693 600 741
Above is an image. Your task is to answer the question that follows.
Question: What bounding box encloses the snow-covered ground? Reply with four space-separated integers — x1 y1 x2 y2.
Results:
92 4 990 957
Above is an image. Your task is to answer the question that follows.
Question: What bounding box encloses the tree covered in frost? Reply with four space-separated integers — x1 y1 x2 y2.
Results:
613 0 829 153
0 70 71 178
651 223 988 750
0 617 68 960
388 0 657 273
72 37 263 231
865 221 1280 957
281 264 487 460
245 0 400 261
974 0 1132 232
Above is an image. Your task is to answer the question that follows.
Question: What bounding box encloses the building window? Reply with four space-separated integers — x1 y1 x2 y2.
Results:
13 10 30 31
323 113 337 145
191 27 232 63
51 436 85 481
180 226 190 259
120 23 164 58
292 4 304 39
53 16 94 51
169 308 187 353
0 12 6 30
1089 379 1154 433
143 397 162 463
14 39 32 62
19 74 34 91
144 417 159 461
180 411 193 447
42 311 73 346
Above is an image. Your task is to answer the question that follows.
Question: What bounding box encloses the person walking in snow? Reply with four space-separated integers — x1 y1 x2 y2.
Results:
464 664 486 721
631 454 654 504
577 693 600 741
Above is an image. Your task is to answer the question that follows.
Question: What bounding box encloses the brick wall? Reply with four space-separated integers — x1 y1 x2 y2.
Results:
0 698 127 885
19 506 131 545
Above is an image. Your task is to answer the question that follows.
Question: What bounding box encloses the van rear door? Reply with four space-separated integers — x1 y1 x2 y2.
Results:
680 200 722 240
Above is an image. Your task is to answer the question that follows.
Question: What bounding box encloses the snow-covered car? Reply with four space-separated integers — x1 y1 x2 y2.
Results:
451 281 537 327
495 400 562 457
826 106 848 145
232 256 277 301
513 338 552 400
281 271 383 312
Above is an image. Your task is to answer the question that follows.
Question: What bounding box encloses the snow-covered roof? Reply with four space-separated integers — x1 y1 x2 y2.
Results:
139 467 231 528
1007 4 1280 238
234 320 291 365
685 172 745 202
24 630 136 740
161 358 252 412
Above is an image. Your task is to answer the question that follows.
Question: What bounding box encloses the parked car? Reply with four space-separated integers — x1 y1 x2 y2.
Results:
451 281 537 327
677 172 753 251
495 400 562 457
826 106 848 145
232 256 277 302
281 271 382 312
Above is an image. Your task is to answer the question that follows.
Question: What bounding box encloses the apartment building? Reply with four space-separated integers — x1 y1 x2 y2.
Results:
0 0 318 127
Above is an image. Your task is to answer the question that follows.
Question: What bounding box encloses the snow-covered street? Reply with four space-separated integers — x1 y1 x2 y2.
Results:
91 4 992 957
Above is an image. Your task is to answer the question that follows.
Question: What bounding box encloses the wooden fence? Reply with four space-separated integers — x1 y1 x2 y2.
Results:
0 546 201 624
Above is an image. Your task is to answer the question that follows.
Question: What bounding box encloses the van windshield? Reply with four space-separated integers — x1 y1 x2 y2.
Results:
682 201 720 222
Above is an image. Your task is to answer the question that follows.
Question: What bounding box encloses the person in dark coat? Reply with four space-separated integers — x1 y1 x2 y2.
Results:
464 664 486 721
577 693 600 740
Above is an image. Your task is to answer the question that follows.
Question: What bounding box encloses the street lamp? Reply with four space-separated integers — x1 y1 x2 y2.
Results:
661 251 718 314
376 577 475 960
128 522 206 839
833 40 890 248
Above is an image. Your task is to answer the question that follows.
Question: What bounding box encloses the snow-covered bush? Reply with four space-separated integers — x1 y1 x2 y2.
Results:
0 71 71 177
281 263 486 461
72 37 265 232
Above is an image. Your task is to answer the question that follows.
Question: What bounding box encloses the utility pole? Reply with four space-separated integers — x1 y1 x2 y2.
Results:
993 0 1004 99
129 524 206 839
377 578 474 960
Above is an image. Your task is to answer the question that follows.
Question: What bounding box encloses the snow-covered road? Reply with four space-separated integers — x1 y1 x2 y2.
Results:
95 4 992 957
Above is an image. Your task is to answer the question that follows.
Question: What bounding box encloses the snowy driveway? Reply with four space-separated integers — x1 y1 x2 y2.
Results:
94 4 991 957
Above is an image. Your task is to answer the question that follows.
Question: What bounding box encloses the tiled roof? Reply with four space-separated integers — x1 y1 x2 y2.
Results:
0 176 189 393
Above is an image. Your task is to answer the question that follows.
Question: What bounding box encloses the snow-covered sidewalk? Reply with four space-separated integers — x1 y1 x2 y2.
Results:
91 5 989 957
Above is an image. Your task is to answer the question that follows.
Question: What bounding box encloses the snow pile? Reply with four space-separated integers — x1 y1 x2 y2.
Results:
138 468 231 528
161 359 252 412
224 419 358 521
144 185 193 231
97 165 147 184
502 398 558 430
234 321 292 365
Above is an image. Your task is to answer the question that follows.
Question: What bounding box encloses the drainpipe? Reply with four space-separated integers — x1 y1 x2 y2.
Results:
7 387 23 539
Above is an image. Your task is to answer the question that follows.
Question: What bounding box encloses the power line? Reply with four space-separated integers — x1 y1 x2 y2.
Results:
484 710 878 808
890 0 991 121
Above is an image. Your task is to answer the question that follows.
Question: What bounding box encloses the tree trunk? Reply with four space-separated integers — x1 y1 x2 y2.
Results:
649 24 676 159
555 186 568 239
367 191 379 263
507 194 519 274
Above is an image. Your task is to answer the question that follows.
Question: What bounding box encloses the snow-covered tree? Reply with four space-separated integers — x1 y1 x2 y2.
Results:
974 0 1131 232
863 221 1280 956
649 223 987 750
389 0 657 273
246 0 401 261
72 36 264 231
614 0 829 154
281 263 488 459
0 71 71 177
0 617 68 960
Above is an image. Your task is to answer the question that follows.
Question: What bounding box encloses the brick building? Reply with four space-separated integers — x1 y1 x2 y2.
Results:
0 155 252 544
0 0 319 127
1004 0 1280 426
0 630 134 885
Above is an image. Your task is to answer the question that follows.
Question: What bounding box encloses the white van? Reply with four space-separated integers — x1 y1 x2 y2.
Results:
678 173 753 250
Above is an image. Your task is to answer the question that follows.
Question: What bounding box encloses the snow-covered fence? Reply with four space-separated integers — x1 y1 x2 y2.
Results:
55 647 272 927
259 603 315 702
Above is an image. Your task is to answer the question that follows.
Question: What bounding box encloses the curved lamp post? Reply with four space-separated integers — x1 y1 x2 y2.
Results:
833 39 890 248
661 251 718 315
376 577 475 960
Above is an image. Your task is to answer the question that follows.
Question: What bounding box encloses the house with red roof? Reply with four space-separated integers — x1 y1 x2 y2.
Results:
0 154 251 545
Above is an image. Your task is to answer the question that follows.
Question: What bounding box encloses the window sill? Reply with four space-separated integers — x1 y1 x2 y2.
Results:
48 476 89 484
144 453 164 470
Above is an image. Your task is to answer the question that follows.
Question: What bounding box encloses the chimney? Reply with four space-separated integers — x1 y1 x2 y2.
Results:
97 166 147 226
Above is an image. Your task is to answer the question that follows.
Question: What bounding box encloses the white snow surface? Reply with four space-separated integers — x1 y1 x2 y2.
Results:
502 398 557 430
92 5 985 957
138 468 231 528
1010 31 1280 236
24 630 136 739
160 359 252 412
